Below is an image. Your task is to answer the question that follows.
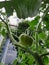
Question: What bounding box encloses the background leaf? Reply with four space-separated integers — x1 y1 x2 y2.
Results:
0 0 42 18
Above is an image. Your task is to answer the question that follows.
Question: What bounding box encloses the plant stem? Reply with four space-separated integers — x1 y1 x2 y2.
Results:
0 17 44 65
40 52 49 57
35 31 39 52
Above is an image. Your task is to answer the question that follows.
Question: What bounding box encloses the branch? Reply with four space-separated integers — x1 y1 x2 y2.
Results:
0 17 8 26
12 33 19 42
0 17 44 65
40 52 49 57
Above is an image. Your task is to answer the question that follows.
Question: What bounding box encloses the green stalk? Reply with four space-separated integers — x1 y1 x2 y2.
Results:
35 31 39 52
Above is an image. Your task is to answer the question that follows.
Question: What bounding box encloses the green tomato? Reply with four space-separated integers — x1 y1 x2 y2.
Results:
19 34 33 47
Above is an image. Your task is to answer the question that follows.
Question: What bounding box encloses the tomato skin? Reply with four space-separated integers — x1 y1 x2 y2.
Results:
19 34 33 47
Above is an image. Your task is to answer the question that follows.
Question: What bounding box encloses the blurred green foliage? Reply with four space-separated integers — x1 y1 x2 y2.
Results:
0 0 49 65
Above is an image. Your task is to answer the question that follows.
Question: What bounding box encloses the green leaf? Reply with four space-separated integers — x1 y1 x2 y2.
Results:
20 62 26 65
1 28 6 36
27 55 34 65
43 0 49 3
28 16 40 30
0 22 2 31
45 37 49 48
29 20 38 30
44 14 49 30
12 59 17 65
38 32 46 40
0 0 41 18
17 21 29 36
43 56 49 65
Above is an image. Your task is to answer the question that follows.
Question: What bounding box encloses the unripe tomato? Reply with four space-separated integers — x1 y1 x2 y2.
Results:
19 34 33 47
